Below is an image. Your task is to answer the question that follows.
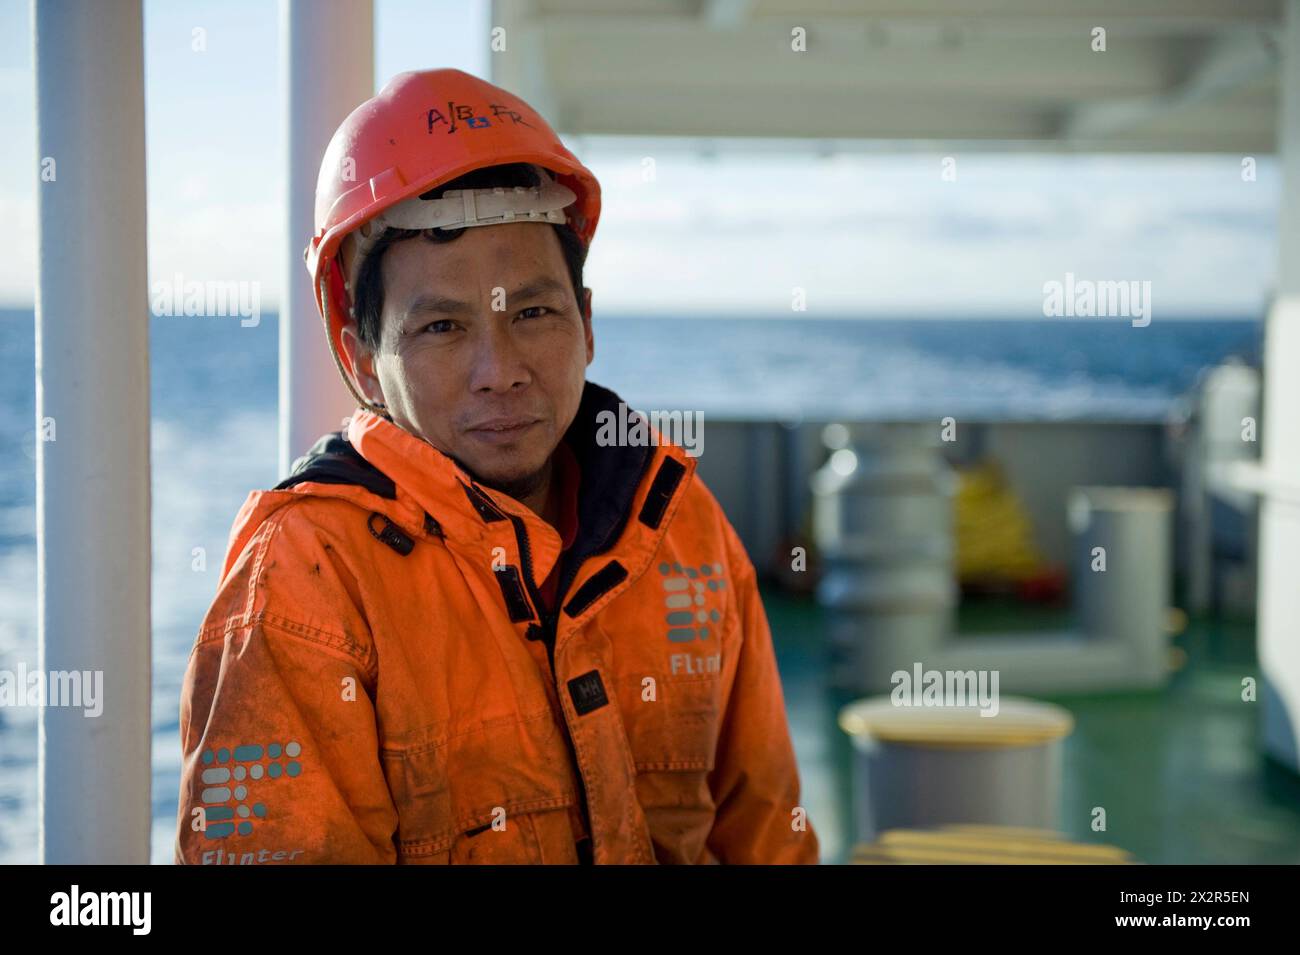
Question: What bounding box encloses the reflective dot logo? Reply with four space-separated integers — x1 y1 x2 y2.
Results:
659 561 725 642
197 740 303 839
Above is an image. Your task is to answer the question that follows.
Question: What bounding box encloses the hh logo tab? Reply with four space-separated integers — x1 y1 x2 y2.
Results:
567 670 608 716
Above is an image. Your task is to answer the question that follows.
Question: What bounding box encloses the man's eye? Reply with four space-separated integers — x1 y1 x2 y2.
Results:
423 319 455 334
518 306 551 319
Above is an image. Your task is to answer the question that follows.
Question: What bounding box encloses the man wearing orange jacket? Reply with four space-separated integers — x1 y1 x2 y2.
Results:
174 68 818 865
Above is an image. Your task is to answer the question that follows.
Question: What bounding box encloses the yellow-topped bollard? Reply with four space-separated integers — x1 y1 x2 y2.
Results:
839 694 1075 840
851 824 1137 864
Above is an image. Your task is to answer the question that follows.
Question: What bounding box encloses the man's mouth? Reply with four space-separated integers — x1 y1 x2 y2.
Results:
466 417 542 443
469 416 540 431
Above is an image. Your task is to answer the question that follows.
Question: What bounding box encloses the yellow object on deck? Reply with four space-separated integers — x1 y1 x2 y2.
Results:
839 696 1075 749
852 824 1138 864
954 458 1044 583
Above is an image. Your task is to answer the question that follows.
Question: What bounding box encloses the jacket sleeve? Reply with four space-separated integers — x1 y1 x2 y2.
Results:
705 522 820 864
174 505 400 865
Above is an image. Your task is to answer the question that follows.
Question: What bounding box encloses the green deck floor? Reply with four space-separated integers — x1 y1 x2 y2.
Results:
763 585 1300 865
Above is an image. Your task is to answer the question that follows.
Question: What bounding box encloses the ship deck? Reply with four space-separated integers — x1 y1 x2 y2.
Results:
768 584 1300 865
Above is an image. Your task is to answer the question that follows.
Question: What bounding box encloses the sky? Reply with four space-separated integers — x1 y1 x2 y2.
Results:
0 0 1282 318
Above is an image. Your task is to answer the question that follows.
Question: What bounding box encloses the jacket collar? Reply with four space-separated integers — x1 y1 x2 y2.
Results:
344 380 697 589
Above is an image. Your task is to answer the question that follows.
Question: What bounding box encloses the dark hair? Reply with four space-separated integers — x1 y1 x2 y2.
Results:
351 162 588 351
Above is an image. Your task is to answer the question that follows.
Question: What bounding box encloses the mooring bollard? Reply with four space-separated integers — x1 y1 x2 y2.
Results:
839 695 1075 840
812 427 957 692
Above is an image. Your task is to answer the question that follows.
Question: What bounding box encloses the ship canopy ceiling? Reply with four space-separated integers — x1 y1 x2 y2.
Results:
491 0 1284 153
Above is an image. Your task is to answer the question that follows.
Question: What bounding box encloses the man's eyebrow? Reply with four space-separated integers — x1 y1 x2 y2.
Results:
508 276 571 302
402 294 474 319
399 276 571 325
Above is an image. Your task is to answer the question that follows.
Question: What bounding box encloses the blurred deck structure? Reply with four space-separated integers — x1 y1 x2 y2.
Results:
692 417 1177 575
766 583 1300 864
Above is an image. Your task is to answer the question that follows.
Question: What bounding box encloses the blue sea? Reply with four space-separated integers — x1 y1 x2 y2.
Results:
0 309 1262 862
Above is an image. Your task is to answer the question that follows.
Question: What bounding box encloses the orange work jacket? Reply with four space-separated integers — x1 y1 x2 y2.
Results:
174 381 819 864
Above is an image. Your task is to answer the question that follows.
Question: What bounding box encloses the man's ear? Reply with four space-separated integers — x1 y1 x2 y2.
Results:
339 322 385 406
581 287 594 364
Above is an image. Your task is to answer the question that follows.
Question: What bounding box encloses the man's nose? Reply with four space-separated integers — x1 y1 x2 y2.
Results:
467 317 531 393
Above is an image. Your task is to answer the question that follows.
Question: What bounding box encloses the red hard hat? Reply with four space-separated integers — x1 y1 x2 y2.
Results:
305 68 601 408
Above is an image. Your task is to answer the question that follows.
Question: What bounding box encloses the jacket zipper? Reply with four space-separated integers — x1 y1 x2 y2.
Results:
504 510 594 859
487 444 658 862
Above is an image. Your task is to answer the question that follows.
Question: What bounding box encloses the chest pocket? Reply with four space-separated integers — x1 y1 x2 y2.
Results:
619 672 724 865
621 673 722 772
382 707 579 863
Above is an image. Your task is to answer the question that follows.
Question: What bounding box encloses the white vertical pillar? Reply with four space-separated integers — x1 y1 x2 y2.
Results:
1069 487 1172 681
1258 0 1300 773
34 0 151 863
280 0 374 475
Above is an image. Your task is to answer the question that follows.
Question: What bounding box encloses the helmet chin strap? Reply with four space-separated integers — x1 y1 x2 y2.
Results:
320 270 394 423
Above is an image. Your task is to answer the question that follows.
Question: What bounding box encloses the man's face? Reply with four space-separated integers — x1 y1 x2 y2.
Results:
343 222 593 496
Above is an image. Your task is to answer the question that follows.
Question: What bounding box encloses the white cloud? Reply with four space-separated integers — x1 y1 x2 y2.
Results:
0 194 36 307
146 199 283 309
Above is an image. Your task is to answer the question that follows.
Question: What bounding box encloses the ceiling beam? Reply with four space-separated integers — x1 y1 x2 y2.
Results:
1061 27 1278 143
